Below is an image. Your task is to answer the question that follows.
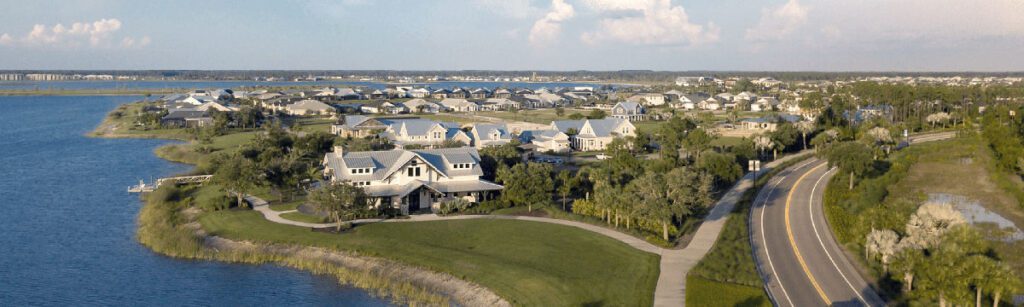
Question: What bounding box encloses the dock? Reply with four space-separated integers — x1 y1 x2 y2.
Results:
128 175 213 193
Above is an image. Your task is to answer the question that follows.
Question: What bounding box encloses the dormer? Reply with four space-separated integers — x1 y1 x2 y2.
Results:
451 162 475 170
348 167 375 175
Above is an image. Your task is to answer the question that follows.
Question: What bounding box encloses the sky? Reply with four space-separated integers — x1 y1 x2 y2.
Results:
1 0 1023 71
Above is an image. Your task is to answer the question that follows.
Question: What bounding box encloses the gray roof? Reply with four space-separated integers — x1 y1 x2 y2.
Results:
162 110 209 120
324 147 484 183
472 123 510 142
551 120 586 133
584 118 627 137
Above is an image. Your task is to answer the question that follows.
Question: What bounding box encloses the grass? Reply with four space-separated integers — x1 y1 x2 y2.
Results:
154 131 258 165
199 209 661 306
269 199 304 212
686 275 771 307
476 109 571 124
280 211 329 223
711 136 745 148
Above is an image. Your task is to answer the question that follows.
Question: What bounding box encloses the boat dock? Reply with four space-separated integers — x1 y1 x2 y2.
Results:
128 175 213 193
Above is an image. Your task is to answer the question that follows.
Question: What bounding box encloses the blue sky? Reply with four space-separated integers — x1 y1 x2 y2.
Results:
1 0 1023 71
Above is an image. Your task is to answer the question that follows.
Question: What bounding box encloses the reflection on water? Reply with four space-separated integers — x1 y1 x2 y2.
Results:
928 193 1024 241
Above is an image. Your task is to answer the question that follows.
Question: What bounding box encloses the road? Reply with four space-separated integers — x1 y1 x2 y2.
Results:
751 131 955 307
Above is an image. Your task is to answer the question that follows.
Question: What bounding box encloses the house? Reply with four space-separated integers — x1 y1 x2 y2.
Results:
521 93 564 108
430 88 450 99
517 129 571 153
380 118 472 148
331 115 389 137
610 101 646 121
752 97 779 112
438 98 479 112
664 90 685 102
322 146 504 215
161 109 212 128
181 95 216 105
403 98 442 114
448 88 467 99
714 93 735 102
551 118 636 151
195 101 235 112
469 123 512 149
628 93 666 106
479 98 520 111
735 91 758 102
408 88 431 98
492 88 512 99
699 98 721 110
285 99 335 116
469 88 490 99
738 114 802 132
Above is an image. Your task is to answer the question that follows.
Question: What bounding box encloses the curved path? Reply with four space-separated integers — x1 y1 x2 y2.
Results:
249 151 813 306
751 131 955 307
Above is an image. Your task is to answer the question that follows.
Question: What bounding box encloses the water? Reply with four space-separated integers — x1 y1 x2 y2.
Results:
0 96 390 306
928 193 1024 241
0 80 619 91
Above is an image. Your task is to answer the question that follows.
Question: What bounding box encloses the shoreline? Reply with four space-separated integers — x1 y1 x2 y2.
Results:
92 104 506 306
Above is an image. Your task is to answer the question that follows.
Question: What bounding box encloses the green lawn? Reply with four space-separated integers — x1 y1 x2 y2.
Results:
269 199 305 212
711 136 745 148
280 211 329 223
686 276 771 307
199 210 660 306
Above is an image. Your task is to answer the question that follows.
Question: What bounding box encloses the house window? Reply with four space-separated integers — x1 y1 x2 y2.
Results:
434 132 441 139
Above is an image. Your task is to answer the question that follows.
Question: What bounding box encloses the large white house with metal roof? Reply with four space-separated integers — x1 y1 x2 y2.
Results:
550 118 636 151
322 146 503 215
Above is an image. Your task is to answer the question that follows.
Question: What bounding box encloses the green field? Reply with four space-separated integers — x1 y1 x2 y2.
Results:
280 211 329 223
686 276 771 307
199 210 660 306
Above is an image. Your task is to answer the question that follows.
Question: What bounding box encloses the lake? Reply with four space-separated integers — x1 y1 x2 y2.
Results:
0 96 390 306
0 80 621 91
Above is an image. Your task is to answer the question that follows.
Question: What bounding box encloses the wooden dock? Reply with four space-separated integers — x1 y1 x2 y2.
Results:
128 175 213 193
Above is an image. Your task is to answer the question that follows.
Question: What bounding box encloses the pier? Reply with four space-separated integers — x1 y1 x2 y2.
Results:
128 175 213 193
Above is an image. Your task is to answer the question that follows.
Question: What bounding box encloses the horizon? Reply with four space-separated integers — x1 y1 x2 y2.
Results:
2 0 1023 71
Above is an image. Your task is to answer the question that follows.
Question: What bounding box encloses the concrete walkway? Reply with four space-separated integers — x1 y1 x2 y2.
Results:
246 151 813 307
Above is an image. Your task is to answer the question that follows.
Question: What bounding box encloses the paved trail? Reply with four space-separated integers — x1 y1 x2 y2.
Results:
248 151 813 306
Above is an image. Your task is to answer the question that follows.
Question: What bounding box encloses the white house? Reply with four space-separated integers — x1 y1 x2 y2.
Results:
285 99 334 116
322 146 504 215
469 123 513 149
380 118 472 148
551 118 636 151
438 98 480 112
518 129 571 153
403 99 442 114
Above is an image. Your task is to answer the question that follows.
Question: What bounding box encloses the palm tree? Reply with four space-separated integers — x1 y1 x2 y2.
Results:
796 121 816 150
753 134 774 161
865 229 900 272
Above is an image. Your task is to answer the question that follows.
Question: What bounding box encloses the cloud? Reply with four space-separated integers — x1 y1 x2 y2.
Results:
579 0 719 46
1 18 149 49
528 0 575 46
745 0 808 43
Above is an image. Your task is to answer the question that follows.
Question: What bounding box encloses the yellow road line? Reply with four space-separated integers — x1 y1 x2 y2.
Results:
785 163 830 304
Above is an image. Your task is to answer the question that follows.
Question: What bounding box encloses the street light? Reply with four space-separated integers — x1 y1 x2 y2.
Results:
748 159 762 188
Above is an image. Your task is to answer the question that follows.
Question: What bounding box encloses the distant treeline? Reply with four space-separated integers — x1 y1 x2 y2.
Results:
4 70 1024 82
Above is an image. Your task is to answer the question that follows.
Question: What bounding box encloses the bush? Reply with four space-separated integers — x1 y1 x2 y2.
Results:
464 199 509 214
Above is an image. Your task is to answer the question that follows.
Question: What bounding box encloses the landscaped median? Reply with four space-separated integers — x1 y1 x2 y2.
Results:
140 184 661 306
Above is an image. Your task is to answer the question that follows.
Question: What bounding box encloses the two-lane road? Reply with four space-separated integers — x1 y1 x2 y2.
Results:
751 158 884 307
751 132 955 306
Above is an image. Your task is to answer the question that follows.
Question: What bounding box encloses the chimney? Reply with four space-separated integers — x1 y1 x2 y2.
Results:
333 146 344 156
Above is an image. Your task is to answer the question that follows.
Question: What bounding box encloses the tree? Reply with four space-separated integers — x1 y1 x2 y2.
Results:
865 229 900 272
555 107 565 117
556 170 577 211
825 142 873 189
903 202 966 249
496 162 554 212
630 172 674 241
796 121 816 150
810 129 839 151
587 109 607 119
985 262 1021 307
310 183 368 231
696 151 742 187
568 113 585 120
770 122 798 159
753 134 774 160
891 247 925 292
213 155 262 208
683 128 715 160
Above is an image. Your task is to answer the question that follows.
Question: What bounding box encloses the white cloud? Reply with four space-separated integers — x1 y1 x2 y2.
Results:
1 18 148 49
745 0 808 42
528 0 575 46
580 0 718 46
